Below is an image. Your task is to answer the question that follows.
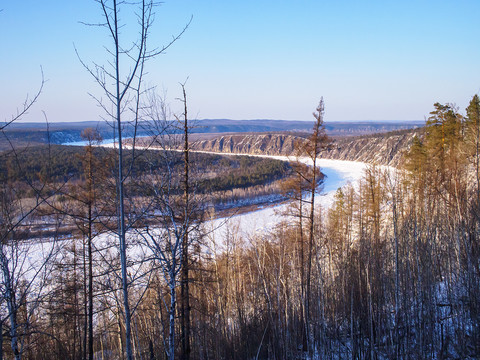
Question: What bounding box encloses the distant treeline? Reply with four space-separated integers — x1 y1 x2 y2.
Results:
0 144 292 194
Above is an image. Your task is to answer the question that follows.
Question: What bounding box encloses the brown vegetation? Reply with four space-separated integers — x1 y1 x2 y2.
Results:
2 90 480 359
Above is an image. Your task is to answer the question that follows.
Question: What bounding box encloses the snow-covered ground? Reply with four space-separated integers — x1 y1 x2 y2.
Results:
63 141 371 248
205 155 369 246
18 149 372 287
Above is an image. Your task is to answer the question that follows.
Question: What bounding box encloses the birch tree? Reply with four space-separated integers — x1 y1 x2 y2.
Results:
0 62 65 359
136 86 203 360
78 2 190 358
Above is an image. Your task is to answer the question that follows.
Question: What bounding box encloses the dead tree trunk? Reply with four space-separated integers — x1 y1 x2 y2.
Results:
179 83 191 360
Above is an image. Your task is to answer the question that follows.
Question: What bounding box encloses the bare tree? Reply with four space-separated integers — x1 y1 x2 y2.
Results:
82 129 102 360
0 143 72 360
0 83 65 360
176 82 192 360
0 180 58 360
78 2 190 358
133 86 203 360
139 96 184 360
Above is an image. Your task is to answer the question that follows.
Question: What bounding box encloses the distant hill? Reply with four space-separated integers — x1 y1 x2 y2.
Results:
1 119 423 150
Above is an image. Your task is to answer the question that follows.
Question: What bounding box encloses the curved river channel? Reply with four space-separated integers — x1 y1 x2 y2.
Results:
25 147 372 276
65 140 370 245
203 155 369 246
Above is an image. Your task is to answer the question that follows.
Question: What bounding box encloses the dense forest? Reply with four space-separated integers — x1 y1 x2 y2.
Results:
2 94 480 359
0 144 292 213
2 0 479 358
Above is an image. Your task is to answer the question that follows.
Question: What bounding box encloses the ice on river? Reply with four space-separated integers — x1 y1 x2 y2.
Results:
206 157 368 247
60 142 373 250
20 156 370 277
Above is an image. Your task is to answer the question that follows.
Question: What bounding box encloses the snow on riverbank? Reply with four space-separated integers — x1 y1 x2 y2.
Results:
63 141 372 247
21 150 373 282
206 156 369 247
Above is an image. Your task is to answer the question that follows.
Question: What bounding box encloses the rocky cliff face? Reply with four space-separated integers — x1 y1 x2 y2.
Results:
191 134 299 156
191 129 421 166
319 130 419 166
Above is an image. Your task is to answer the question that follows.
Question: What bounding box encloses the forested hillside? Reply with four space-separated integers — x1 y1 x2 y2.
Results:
190 97 480 359
0 144 292 214
1 96 479 359
2 0 479 358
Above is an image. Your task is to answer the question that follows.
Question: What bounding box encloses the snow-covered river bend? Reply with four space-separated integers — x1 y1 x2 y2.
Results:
20 150 372 281
66 140 371 245
203 154 369 244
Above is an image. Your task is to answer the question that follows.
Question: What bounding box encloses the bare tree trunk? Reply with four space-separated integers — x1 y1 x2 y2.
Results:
117 106 133 360
391 176 400 359
365 265 375 360
83 135 96 360
180 83 191 360
305 180 314 354
298 196 307 352
83 235 88 360
88 199 94 360
116 309 125 359
305 98 327 355
111 2 133 358
5 277 20 360
73 240 79 360
169 270 177 360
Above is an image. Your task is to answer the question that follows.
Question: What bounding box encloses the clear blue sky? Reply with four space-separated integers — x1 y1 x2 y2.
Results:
1 0 479 123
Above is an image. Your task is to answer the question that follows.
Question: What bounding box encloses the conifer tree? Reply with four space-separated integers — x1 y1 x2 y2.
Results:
466 94 480 204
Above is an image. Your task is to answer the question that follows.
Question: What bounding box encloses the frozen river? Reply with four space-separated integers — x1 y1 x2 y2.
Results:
205 155 368 244
63 140 370 245
21 150 371 279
